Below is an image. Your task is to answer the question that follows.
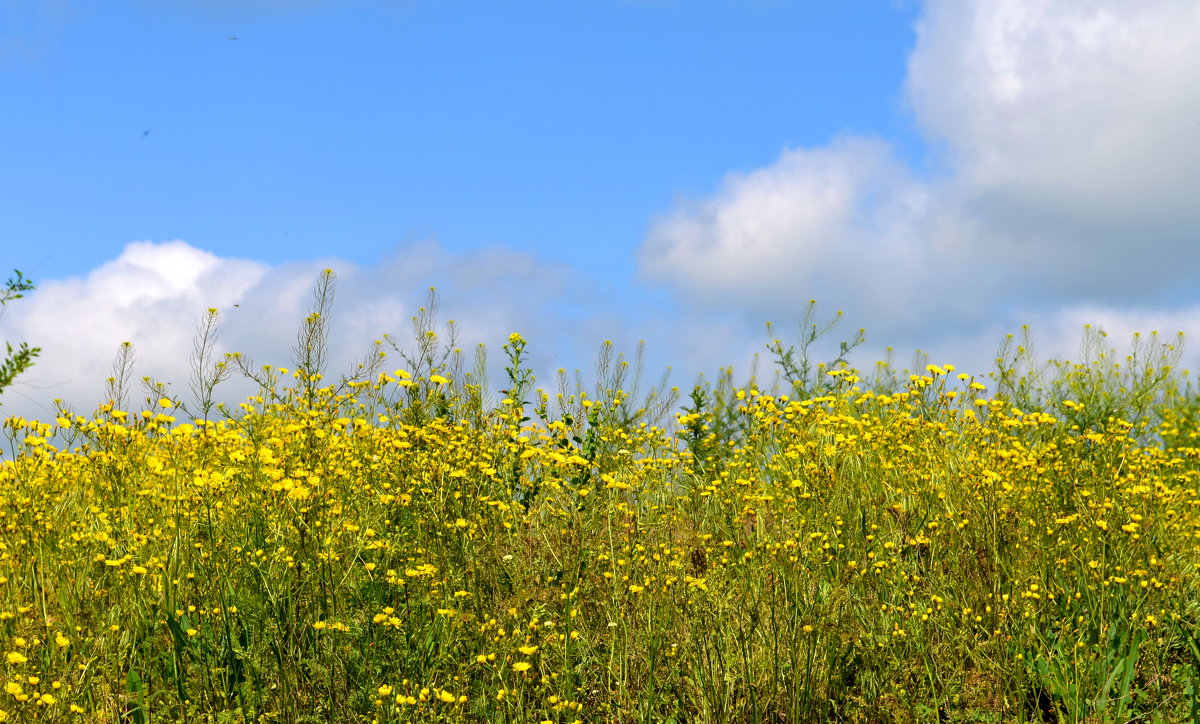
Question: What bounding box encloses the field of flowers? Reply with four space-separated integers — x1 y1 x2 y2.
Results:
2 279 1199 722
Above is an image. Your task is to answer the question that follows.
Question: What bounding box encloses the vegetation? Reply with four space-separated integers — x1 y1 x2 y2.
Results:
1 271 1198 722
0 270 39 399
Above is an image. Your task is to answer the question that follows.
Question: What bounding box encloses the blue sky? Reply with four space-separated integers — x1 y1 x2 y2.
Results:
4 0 1200 418
4 1 920 277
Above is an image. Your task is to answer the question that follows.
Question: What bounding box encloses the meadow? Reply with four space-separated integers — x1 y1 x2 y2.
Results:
1 272 1199 723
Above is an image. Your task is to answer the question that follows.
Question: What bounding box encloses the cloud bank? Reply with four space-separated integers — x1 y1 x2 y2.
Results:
0 240 752 422
641 0 1200 358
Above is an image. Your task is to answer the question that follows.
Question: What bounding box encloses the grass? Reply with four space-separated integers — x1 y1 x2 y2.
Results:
0 272 1198 722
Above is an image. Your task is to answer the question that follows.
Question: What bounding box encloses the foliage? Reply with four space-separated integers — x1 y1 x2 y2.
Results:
0 278 1198 722
0 270 40 399
990 324 1186 441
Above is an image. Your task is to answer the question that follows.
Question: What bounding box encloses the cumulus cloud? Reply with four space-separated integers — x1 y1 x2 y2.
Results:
909 0 1200 294
641 137 940 331
0 239 742 422
641 0 1200 353
0 241 266 418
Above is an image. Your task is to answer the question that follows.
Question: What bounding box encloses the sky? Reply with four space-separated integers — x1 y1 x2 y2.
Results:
3 0 1200 420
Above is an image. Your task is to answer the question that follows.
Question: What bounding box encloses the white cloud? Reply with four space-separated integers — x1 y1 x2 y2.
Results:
908 0 1200 293
0 240 735 422
641 137 931 324
641 0 1200 354
1036 305 1200 364
0 241 268 418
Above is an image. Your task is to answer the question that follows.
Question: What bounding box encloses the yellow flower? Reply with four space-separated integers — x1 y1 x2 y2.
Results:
437 689 456 703
54 632 70 648
6 652 26 665
429 374 449 385
512 662 532 672
518 645 539 655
